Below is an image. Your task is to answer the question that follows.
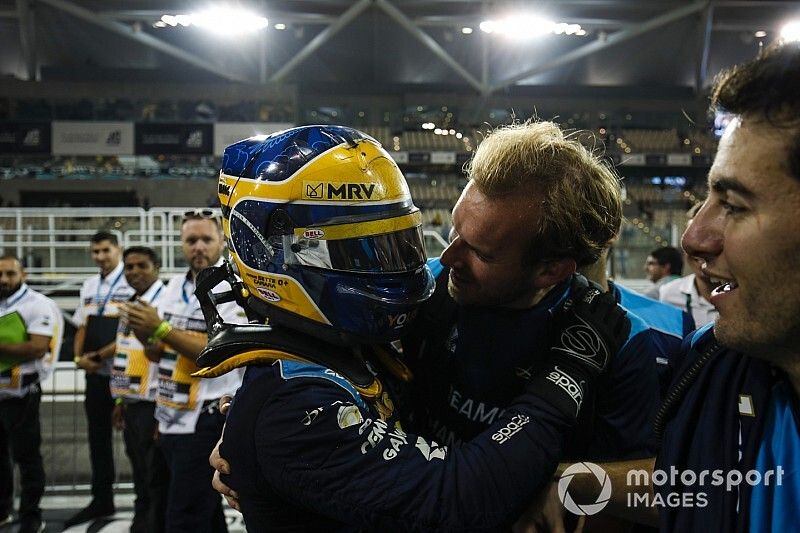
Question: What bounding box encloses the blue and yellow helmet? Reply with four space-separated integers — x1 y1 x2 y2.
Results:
219 125 435 345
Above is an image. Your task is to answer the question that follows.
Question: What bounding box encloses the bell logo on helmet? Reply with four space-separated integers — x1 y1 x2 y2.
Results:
303 229 325 240
218 183 231 196
303 181 377 201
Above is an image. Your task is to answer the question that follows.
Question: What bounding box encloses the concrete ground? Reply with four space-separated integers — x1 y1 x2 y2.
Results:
3 399 244 532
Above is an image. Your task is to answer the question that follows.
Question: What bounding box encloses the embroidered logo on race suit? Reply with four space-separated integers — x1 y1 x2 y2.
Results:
302 407 323 426
515 366 534 380
382 425 409 461
337 404 363 429
491 414 531 444
448 388 504 424
544 366 585 414
415 437 447 461
446 325 458 354
358 418 408 460
551 315 607 371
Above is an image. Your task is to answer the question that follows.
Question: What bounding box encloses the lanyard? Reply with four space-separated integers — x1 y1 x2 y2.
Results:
133 283 163 305
148 284 164 305
0 286 28 312
181 278 194 305
96 269 124 316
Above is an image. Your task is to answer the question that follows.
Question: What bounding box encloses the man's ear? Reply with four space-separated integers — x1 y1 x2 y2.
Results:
533 258 577 288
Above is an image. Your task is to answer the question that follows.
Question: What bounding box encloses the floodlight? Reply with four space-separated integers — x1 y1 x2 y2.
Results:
461 27 474 34
191 7 268 34
158 7 268 35
274 23 286 30
479 15 584 40
754 30 767 38
780 20 800 42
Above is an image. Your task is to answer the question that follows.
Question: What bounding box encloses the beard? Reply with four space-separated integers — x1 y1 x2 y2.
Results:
0 282 22 299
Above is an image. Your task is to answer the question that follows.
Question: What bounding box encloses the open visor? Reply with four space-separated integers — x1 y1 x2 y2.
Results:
285 215 427 274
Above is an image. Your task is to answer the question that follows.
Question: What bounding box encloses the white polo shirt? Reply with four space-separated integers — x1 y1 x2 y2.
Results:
154 263 248 434
111 279 165 402
73 262 135 376
0 284 64 398
659 273 719 328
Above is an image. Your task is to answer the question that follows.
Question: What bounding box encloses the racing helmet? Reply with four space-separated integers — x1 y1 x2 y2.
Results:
218 125 434 345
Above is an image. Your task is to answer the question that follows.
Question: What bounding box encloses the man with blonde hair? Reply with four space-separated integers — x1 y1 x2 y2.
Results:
403 121 660 463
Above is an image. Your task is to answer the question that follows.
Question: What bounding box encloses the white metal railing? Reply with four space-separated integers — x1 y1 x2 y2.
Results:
0 207 218 287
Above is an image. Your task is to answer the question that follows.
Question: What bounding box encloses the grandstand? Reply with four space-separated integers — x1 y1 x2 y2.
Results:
0 0 797 529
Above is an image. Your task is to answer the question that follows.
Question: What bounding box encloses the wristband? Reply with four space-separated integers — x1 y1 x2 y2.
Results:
73 355 81 364
147 321 173 345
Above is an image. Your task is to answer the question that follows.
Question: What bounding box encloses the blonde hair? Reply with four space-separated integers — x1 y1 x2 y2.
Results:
466 121 622 266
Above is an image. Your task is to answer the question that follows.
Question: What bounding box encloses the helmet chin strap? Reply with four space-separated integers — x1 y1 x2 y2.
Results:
195 262 260 337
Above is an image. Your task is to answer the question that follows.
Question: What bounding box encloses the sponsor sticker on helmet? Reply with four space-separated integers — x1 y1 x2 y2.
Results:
303 229 325 239
303 181 378 201
256 287 281 302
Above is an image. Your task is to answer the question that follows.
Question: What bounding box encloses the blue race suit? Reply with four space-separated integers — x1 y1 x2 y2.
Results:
220 357 577 531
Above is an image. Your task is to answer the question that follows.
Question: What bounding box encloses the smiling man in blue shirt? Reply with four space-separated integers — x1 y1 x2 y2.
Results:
554 41 800 532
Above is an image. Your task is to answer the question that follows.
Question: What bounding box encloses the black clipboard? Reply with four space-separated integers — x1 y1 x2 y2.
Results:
84 315 119 352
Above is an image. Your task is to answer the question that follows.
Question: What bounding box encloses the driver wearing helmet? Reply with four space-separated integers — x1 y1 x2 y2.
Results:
193 125 631 530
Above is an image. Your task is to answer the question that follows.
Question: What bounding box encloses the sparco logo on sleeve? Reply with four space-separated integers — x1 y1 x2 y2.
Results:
491 414 531 444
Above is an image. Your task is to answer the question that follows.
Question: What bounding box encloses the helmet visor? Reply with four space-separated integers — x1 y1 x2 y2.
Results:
288 226 426 274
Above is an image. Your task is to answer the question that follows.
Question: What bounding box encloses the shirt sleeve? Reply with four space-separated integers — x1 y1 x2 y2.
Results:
26 297 60 338
72 279 91 326
252 375 574 531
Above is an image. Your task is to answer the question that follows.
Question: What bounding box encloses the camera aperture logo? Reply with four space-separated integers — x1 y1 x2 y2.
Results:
558 462 612 516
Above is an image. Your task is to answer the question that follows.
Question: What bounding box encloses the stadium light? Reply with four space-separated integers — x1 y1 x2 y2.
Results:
461 27 474 35
158 7 268 35
479 14 585 40
780 20 800 42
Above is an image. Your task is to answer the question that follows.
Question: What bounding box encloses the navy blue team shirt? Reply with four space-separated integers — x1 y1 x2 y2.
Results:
657 324 800 532
404 258 670 461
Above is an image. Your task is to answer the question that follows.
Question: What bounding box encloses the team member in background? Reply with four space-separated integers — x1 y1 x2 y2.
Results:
112 246 168 533
67 231 134 528
643 246 683 299
658 203 719 327
0 255 63 533
125 211 246 533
